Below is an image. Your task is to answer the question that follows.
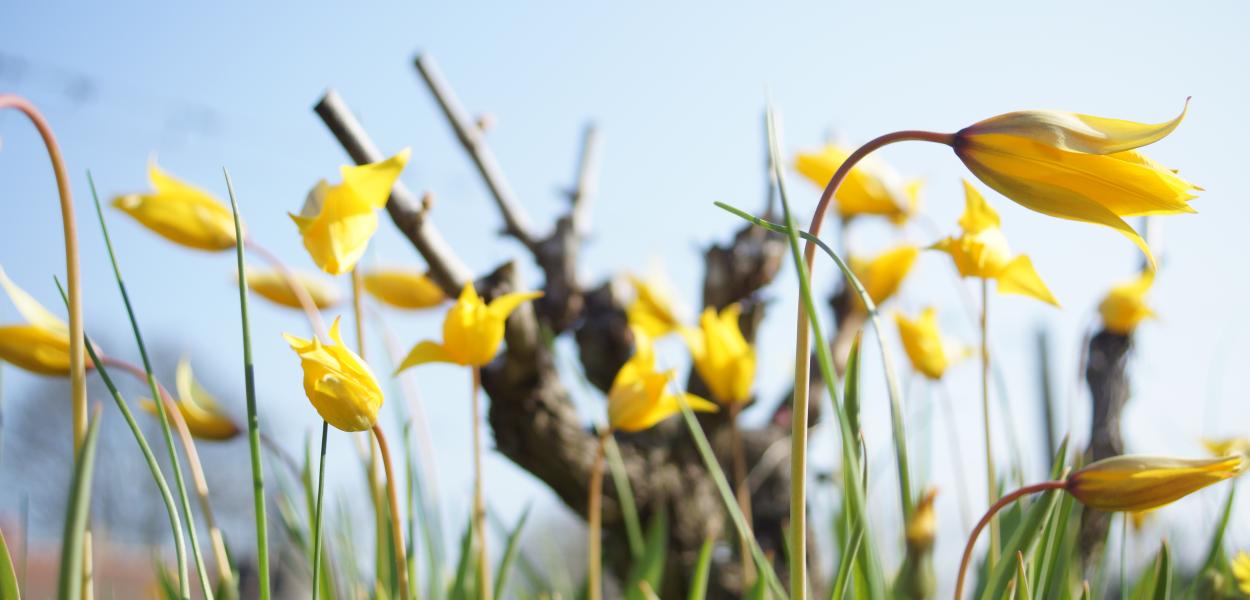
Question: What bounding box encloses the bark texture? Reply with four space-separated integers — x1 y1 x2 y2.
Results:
1078 329 1132 573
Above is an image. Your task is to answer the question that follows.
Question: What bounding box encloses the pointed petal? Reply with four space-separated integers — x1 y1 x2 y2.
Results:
0 265 67 333
683 393 719 414
395 340 452 373
962 100 1189 155
958 180 1000 234
996 255 1059 307
340 148 411 208
487 291 543 321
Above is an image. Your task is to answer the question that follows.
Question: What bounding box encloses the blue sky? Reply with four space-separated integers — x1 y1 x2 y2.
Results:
2 1 1248 590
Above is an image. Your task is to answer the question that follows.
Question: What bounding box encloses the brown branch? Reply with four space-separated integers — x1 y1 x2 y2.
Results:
1077 329 1132 573
312 88 472 295
568 123 601 239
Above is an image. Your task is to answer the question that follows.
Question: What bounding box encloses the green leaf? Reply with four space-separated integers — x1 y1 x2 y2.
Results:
493 505 531 600
448 517 476 600
56 405 102 600
686 537 715 600
1031 485 1076 599
0 524 19 600
625 508 669 600
1150 543 1171 600
843 333 863 456
1013 551 1032 600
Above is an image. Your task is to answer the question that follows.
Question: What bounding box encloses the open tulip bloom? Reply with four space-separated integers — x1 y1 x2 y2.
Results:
894 307 968 381
1098 270 1156 335
848 244 919 310
0 264 76 375
396 283 542 370
612 325 718 432
679 304 755 407
795 143 922 225
626 274 683 339
112 162 240 251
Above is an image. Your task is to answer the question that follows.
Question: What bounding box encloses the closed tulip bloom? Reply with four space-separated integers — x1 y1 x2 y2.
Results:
679 304 755 405
894 308 966 380
112 162 238 251
284 316 384 432
291 149 411 275
140 358 240 441
396 283 542 370
0 265 73 375
245 268 343 310
363 269 447 309
1233 552 1250 595
1098 271 1155 334
626 275 682 339
1065 454 1244 512
952 102 1199 265
848 245 919 309
932 180 1058 306
608 326 717 432
795 143 922 225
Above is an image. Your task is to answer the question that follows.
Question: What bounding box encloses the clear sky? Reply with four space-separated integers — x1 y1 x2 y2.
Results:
2 1 1248 591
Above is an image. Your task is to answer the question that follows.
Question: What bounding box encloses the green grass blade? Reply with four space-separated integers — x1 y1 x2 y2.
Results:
1150 543 1171 600
828 523 862 600
602 435 646 560
843 333 863 457
448 517 476 600
624 508 668 600
56 405 102 600
492 505 531 600
222 169 272 600
88 173 215 600
0 523 18 600
1013 552 1031 600
686 537 715 600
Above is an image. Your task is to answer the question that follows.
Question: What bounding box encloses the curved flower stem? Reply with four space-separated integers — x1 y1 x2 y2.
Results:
244 239 329 341
0 94 89 593
350 269 388 595
586 429 609 600
793 128 953 597
980 279 999 568
225 172 271 600
954 480 1066 599
99 355 233 593
470 365 492 600
311 421 330 600
372 425 411 600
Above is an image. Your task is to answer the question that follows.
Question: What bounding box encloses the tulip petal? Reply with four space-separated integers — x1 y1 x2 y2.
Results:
962 100 1189 155
395 340 452 373
683 393 719 414
0 265 67 334
487 291 544 321
958 180 1001 234
996 255 1059 307
340 148 411 209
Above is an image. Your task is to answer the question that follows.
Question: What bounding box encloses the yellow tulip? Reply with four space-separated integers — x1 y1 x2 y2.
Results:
931 180 1058 306
0 265 73 375
905 488 938 552
1233 552 1250 595
679 304 755 405
894 308 967 380
284 316 384 432
1065 454 1244 512
290 149 411 275
395 283 542 370
952 102 1199 266
112 162 238 251
795 143 922 224
848 245 919 309
1202 437 1250 462
608 325 717 432
245 268 343 310
1098 271 1155 335
363 268 447 309
626 275 682 339
140 359 240 441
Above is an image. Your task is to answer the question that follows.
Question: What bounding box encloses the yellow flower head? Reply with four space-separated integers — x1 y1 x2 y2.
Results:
1065 454 1244 512
140 359 240 441
905 488 938 552
363 268 447 310
952 102 1199 267
679 304 755 405
284 316 384 432
608 325 717 432
848 245 920 310
626 274 683 339
1233 552 1250 595
894 308 967 380
245 268 342 310
112 162 238 251
795 143 922 225
0 265 73 376
291 149 411 275
931 181 1058 306
1098 271 1155 335
395 283 542 370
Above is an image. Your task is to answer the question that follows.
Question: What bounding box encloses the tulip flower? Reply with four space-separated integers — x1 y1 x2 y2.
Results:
290 149 411 275
362 268 447 309
0 265 73 375
678 304 755 405
795 143 921 224
140 359 240 441
848 245 919 309
1233 552 1250 595
284 316 384 432
1098 271 1155 334
608 325 717 432
1202 437 1250 462
932 180 1058 306
1065 454 1244 512
112 162 238 251
952 102 1199 265
395 283 542 370
894 308 968 380
245 268 343 310
626 274 682 339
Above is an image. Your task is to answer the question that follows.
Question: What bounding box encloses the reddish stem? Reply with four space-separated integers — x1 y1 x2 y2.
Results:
953 480 1067 599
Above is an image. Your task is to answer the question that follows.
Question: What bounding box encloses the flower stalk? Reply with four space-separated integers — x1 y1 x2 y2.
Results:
586 429 609 600
471 365 491 600
980 279 999 567
954 481 1066 599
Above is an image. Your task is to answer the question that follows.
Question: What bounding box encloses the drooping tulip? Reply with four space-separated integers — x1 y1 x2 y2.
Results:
395 283 541 370
0 265 73 375
608 325 717 432
140 358 240 441
626 275 683 339
245 268 343 310
795 143 922 225
678 304 755 405
112 162 239 251
362 268 447 309
931 180 1059 306
284 316 384 432
1065 454 1244 512
894 308 967 380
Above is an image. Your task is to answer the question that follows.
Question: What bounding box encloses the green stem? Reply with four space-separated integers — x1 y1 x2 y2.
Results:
89 175 215 600
224 170 272 599
981 279 999 568
586 431 608 600
954 481 1067 599
311 421 329 600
